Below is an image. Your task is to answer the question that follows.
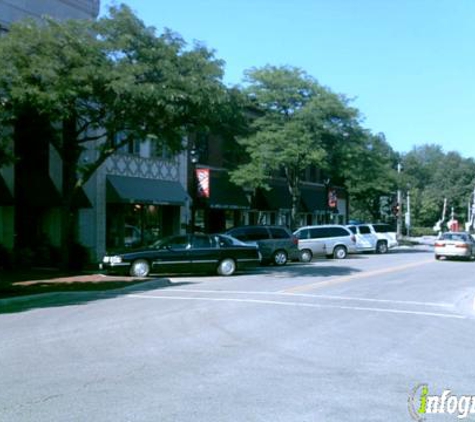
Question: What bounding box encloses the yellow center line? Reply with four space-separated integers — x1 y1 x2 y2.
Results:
282 258 435 294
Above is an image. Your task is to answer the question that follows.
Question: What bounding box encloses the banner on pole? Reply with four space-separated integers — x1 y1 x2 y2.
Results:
328 189 338 208
196 168 210 198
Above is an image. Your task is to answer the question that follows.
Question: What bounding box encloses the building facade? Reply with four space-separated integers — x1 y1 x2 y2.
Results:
0 0 195 264
0 0 349 269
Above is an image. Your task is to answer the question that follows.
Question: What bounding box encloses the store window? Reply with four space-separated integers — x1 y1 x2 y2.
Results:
106 204 165 249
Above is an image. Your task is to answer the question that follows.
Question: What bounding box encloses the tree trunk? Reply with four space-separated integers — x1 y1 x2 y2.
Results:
60 116 81 270
286 167 301 231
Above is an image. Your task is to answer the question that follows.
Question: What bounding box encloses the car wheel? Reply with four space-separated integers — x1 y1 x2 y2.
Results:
435 254 441 260
217 258 236 276
272 250 288 266
300 249 313 263
376 241 388 254
129 259 150 277
333 246 347 259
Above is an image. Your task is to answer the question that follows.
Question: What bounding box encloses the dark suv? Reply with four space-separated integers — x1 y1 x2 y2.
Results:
225 225 300 266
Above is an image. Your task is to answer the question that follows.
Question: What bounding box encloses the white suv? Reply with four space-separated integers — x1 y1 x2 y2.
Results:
346 223 398 254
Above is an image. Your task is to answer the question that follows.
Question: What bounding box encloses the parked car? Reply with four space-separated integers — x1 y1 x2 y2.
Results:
346 224 377 253
225 225 300 266
434 232 475 260
347 223 398 254
293 225 357 261
101 233 261 277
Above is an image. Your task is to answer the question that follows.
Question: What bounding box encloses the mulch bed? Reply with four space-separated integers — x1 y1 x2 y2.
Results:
0 270 149 298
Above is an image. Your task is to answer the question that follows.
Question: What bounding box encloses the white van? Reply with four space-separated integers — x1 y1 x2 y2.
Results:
294 225 357 261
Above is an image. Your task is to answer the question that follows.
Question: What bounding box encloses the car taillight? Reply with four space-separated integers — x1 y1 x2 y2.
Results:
291 236 299 246
350 235 356 243
456 244 469 249
434 242 445 247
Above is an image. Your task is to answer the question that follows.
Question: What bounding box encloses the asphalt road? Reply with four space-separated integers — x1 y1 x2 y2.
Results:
1 247 475 422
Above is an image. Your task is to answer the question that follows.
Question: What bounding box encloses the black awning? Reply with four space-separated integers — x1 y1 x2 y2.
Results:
255 183 292 210
208 171 250 210
0 174 13 206
107 175 189 206
301 186 326 212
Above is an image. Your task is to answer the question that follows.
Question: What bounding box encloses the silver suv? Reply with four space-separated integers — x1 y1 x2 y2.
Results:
346 223 398 254
293 225 357 261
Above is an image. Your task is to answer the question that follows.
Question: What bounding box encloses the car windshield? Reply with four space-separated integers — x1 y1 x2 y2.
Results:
215 234 249 247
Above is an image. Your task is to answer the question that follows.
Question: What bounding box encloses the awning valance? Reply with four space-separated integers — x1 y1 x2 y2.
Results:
107 175 189 206
301 186 326 212
207 171 250 210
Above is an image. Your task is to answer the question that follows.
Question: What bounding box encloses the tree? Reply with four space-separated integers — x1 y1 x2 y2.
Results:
345 132 398 222
0 5 231 267
230 65 360 229
401 145 475 228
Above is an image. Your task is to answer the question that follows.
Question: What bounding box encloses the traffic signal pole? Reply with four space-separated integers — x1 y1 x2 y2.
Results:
396 163 403 239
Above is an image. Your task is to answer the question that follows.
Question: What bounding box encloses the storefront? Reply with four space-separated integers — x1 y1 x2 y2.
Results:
105 175 189 249
193 170 250 233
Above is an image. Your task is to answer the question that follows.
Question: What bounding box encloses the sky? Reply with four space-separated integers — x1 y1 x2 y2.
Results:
100 0 475 159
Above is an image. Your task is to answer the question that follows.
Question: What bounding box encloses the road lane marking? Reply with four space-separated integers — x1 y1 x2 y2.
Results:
161 288 453 308
127 294 466 319
282 258 435 293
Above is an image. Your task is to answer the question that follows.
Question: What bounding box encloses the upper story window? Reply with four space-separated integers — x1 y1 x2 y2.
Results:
110 131 140 156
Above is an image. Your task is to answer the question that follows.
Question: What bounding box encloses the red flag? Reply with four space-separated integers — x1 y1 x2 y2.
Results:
196 168 210 198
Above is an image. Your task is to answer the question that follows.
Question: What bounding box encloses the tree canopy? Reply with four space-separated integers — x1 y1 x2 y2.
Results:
0 4 235 266
401 145 475 228
230 65 362 228
0 5 231 181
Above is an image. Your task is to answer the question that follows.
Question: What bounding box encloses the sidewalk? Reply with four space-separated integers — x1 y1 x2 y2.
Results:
0 268 149 299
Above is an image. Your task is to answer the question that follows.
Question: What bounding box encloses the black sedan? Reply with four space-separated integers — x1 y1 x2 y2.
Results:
101 233 262 277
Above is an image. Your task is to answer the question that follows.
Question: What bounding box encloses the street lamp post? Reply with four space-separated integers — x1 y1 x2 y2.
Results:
323 178 330 224
189 146 199 233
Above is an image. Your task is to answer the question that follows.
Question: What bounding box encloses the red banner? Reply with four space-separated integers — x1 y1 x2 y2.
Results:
328 189 338 208
196 168 210 198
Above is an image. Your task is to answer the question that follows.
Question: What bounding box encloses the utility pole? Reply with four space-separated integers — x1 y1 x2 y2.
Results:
396 163 403 239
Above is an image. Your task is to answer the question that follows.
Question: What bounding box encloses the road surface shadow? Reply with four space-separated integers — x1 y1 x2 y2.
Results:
0 278 197 314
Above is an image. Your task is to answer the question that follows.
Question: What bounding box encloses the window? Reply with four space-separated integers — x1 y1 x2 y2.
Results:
295 229 309 240
269 227 290 239
309 228 326 239
228 228 248 241
246 227 270 241
347 226 357 234
163 235 190 250
327 227 350 237
359 226 372 234
192 235 213 249
111 131 140 155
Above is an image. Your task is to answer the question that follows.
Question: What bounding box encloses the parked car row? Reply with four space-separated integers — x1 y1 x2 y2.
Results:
100 223 399 277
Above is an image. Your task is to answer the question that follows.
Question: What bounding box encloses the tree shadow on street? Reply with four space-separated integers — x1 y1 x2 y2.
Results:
0 278 198 314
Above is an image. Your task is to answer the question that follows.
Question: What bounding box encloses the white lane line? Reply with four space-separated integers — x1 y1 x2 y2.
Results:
160 288 453 309
126 294 466 320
